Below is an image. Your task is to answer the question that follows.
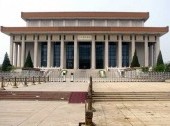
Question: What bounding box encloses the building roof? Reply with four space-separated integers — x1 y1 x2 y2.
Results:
1 26 168 36
21 12 149 21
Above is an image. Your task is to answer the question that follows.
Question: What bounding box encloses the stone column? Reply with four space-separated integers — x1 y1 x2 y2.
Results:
150 45 154 66
91 35 95 69
13 43 17 67
144 35 149 67
131 35 135 60
155 36 160 63
105 35 109 69
17 44 21 67
34 35 38 68
118 35 122 68
153 43 156 65
10 36 13 65
21 35 25 67
74 35 78 69
60 35 64 69
47 35 51 68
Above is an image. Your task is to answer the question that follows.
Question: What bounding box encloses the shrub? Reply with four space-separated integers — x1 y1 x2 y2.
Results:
154 64 165 72
156 51 164 66
154 51 165 72
165 63 170 72
1 52 12 71
24 51 33 68
142 67 149 72
130 50 140 67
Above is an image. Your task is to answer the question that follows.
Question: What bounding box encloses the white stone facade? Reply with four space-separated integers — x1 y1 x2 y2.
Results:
11 34 158 69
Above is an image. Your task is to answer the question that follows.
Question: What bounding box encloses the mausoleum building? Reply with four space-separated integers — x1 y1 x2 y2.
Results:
1 12 169 69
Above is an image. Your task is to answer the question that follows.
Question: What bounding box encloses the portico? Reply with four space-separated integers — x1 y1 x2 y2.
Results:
6 34 164 69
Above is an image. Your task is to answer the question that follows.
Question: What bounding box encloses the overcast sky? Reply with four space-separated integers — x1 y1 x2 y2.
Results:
0 0 169 64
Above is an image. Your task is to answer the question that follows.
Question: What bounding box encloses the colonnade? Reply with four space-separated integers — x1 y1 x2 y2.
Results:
9 34 160 69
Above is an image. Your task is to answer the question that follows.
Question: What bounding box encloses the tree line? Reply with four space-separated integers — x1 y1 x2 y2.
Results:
0 51 33 71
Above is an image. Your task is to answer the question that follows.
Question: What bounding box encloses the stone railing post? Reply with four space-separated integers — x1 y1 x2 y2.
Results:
44 76 46 83
32 76 35 85
0 77 5 90
89 76 93 109
24 77 28 87
85 109 93 126
47 76 50 82
87 94 92 111
38 76 41 84
89 76 93 94
13 77 18 88
85 76 95 126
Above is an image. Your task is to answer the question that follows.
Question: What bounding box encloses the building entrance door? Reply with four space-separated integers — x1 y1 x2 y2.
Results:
79 42 91 69
66 42 74 69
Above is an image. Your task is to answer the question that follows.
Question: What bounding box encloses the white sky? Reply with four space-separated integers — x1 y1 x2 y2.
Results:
0 0 170 64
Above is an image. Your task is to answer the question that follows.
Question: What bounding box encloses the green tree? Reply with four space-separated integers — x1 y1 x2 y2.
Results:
24 51 33 68
2 52 12 71
165 62 170 72
154 51 165 72
156 51 164 66
130 50 140 67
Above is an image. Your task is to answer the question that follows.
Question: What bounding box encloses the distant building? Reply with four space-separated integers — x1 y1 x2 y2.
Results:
1 12 169 69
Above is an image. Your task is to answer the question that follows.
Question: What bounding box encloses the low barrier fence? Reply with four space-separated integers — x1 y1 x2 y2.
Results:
0 76 49 90
1 71 170 83
48 72 170 82
0 70 44 78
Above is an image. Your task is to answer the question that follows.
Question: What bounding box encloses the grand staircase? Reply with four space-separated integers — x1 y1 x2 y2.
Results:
93 92 170 102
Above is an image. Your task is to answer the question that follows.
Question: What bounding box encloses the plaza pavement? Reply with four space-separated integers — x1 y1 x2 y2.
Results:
3 82 89 92
93 101 170 126
3 81 170 92
1 81 170 126
0 100 85 126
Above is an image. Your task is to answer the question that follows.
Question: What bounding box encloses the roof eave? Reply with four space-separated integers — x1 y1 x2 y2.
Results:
21 12 149 21
1 26 168 36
